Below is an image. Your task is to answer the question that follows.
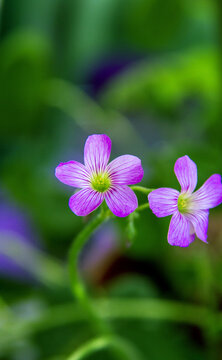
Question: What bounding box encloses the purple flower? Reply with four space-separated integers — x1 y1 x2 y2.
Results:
148 156 222 247
55 134 144 217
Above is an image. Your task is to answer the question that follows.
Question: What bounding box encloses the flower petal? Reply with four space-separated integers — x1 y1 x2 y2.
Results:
168 211 192 247
69 188 104 216
189 233 196 244
174 155 197 193
105 185 138 217
107 155 144 185
191 174 222 209
185 210 209 243
55 161 90 188
148 188 179 217
84 134 112 173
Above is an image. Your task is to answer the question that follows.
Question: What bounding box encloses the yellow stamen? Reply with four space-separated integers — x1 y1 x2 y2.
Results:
177 193 191 213
91 172 111 193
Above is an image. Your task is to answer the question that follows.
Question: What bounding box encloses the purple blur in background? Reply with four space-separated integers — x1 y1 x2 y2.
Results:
88 55 140 95
81 223 120 284
0 195 39 280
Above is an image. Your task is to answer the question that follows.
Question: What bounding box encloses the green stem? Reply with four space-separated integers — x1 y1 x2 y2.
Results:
131 186 154 195
68 209 111 334
2 298 222 351
68 209 139 360
136 203 150 212
35 298 212 330
67 335 144 360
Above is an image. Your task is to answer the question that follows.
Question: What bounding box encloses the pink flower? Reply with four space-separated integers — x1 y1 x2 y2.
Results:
148 156 222 247
55 134 144 217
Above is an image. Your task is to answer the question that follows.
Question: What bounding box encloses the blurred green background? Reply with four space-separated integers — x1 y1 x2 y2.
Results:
0 0 222 359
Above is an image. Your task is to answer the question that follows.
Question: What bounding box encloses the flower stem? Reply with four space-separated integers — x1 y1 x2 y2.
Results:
136 203 150 212
131 186 154 195
66 335 144 360
68 209 139 360
68 209 111 334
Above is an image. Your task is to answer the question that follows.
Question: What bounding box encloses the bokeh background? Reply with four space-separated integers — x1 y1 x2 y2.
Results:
0 0 222 359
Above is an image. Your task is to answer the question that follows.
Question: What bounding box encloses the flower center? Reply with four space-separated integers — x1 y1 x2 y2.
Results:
177 193 190 213
90 172 111 193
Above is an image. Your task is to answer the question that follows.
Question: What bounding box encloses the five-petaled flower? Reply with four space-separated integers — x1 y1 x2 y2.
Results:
55 134 144 217
148 155 222 247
